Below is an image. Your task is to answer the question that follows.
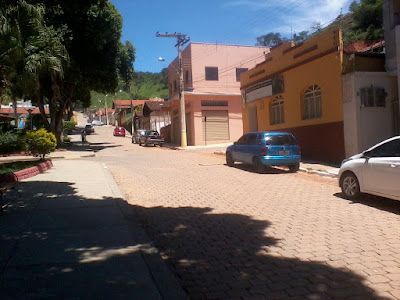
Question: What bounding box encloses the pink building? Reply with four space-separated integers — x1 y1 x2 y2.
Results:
168 43 268 146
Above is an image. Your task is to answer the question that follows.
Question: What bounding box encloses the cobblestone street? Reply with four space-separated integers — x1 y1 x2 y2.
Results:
89 125 400 299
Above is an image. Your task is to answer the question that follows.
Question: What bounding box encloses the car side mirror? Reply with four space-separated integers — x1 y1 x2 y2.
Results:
362 150 371 160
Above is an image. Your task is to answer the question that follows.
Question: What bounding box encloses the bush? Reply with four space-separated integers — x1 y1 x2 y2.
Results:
0 130 25 154
23 129 57 158
64 120 76 134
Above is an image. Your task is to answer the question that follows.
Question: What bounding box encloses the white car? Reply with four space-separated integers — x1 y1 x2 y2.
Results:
91 120 103 126
339 136 400 201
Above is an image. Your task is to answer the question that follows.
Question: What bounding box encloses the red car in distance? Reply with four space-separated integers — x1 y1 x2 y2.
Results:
113 126 126 137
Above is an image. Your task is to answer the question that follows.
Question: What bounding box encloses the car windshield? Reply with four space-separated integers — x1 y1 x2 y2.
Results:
265 135 297 146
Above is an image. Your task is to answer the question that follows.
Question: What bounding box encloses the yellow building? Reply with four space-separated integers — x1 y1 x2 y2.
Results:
241 27 346 164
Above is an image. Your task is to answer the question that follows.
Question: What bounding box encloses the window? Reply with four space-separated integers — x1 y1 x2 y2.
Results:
270 96 284 125
246 133 258 145
236 68 248 82
265 134 297 146
174 80 177 92
303 84 322 120
205 67 218 81
201 100 228 107
368 139 400 157
185 70 190 84
360 87 386 107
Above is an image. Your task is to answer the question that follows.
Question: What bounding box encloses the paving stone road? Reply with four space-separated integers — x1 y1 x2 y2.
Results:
86 123 400 300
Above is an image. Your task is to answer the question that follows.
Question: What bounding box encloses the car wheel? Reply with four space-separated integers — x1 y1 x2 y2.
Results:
132 138 135 144
289 163 300 173
160 143 164 147
226 152 234 167
139 141 142 146
253 157 264 173
340 172 360 199
144 142 148 147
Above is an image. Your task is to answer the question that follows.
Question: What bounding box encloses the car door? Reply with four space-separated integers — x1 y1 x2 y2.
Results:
230 134 247 162
242 133 260 164
362 139 400 198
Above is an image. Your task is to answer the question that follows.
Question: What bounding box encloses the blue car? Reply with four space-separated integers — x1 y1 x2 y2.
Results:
226 132 301 173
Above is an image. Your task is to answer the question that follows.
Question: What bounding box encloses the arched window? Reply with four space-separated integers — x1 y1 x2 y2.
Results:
270 95 284 125
303 84 322 120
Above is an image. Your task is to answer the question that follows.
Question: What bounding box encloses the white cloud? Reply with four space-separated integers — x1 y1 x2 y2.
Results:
227 0 353 37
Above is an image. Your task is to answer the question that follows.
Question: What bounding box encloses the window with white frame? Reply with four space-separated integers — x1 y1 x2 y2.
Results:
360 87 386 107
270 95 284 125
303 84 322 120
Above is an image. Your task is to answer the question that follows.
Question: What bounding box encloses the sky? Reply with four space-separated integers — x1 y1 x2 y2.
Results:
110 0 355 73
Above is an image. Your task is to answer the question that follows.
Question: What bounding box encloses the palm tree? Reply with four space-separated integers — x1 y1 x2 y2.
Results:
0 1 68 133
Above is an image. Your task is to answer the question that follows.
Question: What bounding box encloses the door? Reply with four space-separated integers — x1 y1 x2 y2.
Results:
363 138 400 198
230 134 247 162
202 110 229 144
241 133 260 164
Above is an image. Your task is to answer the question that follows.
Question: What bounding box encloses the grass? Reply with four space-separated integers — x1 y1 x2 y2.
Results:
0 160 43 175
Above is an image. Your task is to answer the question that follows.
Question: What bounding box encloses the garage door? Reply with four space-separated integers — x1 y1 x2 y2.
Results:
202 110 229 141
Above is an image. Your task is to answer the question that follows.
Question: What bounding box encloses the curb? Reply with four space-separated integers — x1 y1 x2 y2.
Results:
14 159 53 180
299 167 338 178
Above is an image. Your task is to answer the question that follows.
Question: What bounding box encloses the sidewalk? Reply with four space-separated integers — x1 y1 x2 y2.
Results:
0 139 187 299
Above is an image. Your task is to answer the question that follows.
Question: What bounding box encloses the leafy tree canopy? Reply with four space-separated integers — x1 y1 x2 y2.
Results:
255 0 383 47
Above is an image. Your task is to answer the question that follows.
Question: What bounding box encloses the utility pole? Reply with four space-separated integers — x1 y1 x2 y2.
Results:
156 32 190 148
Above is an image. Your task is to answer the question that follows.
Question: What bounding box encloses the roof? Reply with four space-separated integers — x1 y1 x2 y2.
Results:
144 101 166 111
344 40 385 53
0 114 15 121
113 98 165 109
0 107 49 114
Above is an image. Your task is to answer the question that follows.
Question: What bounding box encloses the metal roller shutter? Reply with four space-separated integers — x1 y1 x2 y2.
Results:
202 110 229 141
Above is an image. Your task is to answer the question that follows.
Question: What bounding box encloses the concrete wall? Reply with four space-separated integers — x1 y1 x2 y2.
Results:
342 72 398 157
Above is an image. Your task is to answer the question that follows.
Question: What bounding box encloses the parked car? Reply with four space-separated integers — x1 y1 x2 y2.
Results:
132 129 147 144
85 124 94 134
339 136 400 201
113 126 126 137
92 120 103 126
226 132 301 173
138 130 164 147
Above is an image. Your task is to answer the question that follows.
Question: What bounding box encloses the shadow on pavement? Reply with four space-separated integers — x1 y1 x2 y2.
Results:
0 181 184 299
131 205 385 299
334 192 400 215
226 163 290 175
0 180 386 299
65 141 119 153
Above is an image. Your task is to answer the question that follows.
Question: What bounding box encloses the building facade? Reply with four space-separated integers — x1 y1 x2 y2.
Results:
241 27 393 164
384 0 400 136
167 43 268 146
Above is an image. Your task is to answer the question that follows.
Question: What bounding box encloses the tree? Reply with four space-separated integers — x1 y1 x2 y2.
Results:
345 0 383 41
0 1 67 125
293 31 309 44
256 32 287 47
1 0 135 144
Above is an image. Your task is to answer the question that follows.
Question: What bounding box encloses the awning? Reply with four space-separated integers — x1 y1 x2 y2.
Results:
0 114 16 122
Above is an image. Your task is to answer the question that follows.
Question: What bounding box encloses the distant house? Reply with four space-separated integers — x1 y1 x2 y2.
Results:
0 107 50 129
140 101 170 133
112 99 164 129
167 43 268 146
240 27 396 164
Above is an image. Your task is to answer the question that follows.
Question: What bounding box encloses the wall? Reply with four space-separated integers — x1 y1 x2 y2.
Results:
241 28 345 163
342 72 398 157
